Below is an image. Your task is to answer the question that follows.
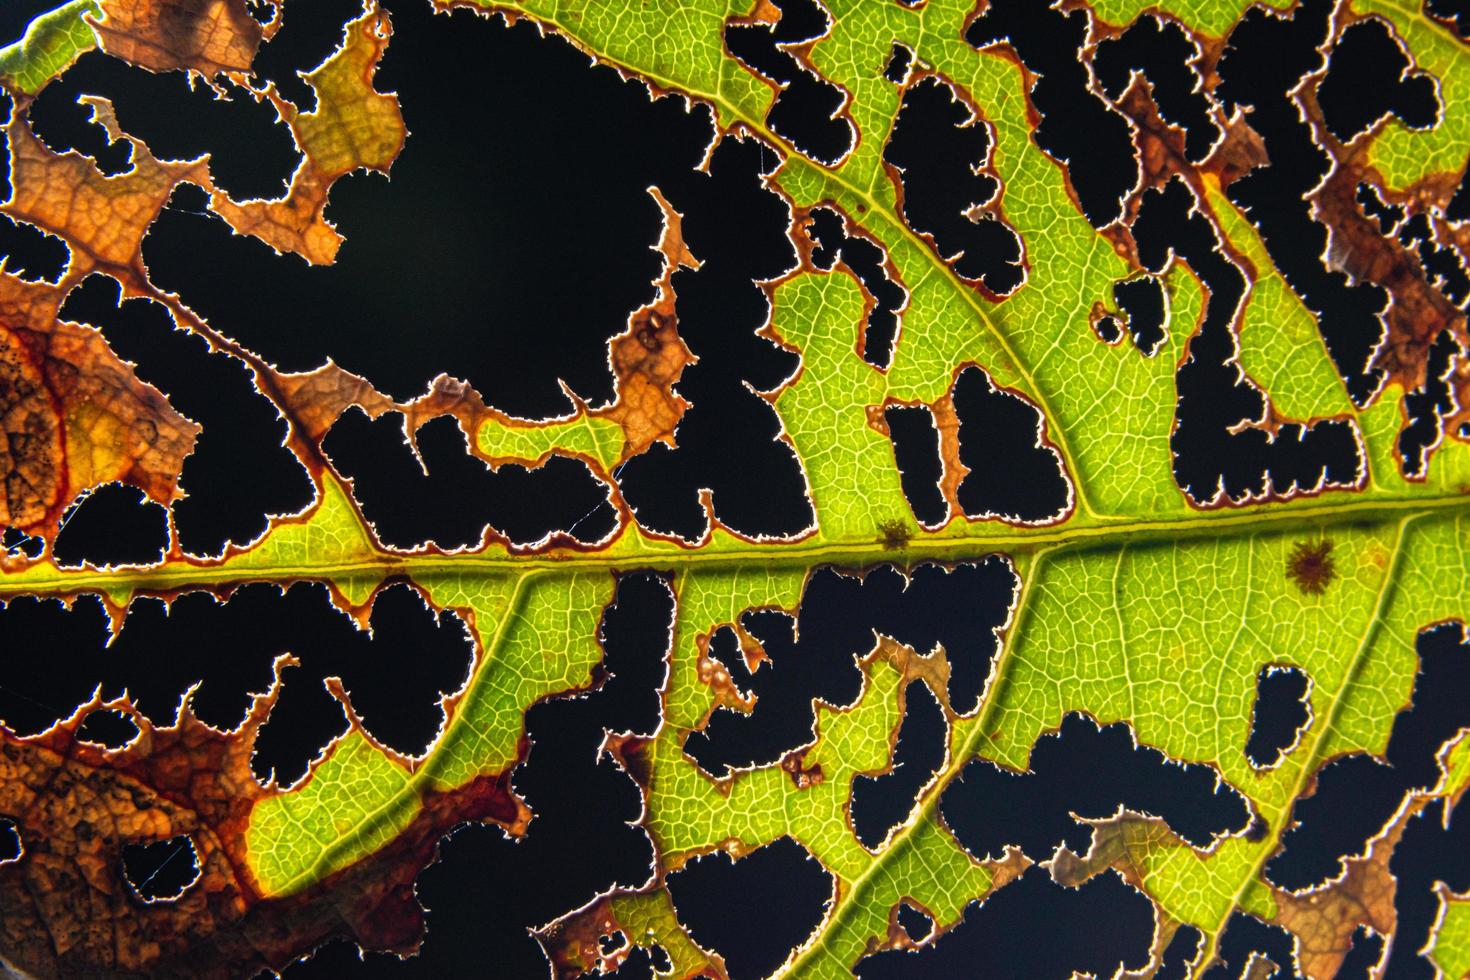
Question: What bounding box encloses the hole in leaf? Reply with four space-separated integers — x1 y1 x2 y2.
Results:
0 817 21 866
855 867 1154 979
883 74 1024 296
121 835 201 903
666 837 834 980
77 708 140 749
52 483 169 569
850 680 947 850
1268 621 1470 891
1244 665 1311 769
884 404 947 528
964 0 1138 228
941 712 1252 862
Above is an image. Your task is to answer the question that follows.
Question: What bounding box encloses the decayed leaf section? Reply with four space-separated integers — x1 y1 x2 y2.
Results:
210 1 405 266
275 184 698 492
0 585 526 977
0 272 197 539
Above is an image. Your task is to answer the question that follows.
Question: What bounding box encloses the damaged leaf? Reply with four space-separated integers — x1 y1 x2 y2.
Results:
1 0 1470 977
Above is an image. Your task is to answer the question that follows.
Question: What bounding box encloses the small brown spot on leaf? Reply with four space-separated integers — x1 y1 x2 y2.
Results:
877 518 910 550
1288 540 1337 596
781 749 823 789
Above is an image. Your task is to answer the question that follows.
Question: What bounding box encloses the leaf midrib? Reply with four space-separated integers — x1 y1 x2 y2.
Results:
5 491 1463 598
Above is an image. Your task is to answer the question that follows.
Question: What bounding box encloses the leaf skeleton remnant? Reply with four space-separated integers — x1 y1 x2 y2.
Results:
3 0 1470 978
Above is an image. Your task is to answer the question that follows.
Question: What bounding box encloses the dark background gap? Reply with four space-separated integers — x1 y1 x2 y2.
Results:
0 0 66 48
854 867 1155 980
139 0 714 415
0 0 1460 975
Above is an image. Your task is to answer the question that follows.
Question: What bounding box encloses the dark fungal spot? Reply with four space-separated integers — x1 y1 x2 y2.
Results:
877 518 911 551
855 867 1154 980
1245 666 1311 769
884 404 947 528
1315 18 1439 145
941 713 1252 863
666 837 834 980
76 708 141 750
1267 622 1470 892
323 409 618 552
120 835 201 903
1286 540 1336 596
964 0 1138 229
723 0 855 166
950 366 1071 525
849 680 948 850
883 74 1024 296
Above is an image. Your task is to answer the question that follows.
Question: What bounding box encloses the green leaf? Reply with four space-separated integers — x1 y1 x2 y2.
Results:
3 0 1470 976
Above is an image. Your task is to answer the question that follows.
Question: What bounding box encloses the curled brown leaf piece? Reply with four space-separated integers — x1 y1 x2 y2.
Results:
88 0 267 78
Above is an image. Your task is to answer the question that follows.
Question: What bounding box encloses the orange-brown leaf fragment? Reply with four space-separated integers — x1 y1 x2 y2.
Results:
1046 812 1205 976
0 274 198 537
3 96 210 290
88 0 265 78
0 674 525 977
593 188 699 459
210 1 404 265
1271 800 1414 980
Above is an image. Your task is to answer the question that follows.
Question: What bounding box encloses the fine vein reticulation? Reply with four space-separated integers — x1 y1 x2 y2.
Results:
1 0 1470 978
